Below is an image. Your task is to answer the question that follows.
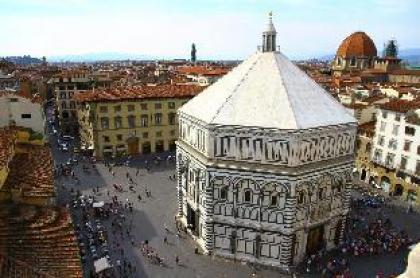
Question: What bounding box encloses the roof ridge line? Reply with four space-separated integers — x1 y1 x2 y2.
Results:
274 53 300 129
209 54 260 124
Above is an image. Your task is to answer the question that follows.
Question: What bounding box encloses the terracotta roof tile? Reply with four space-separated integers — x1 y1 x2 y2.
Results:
74 84 205 103
379 99 420 113
2 144 55 198
337 31 377 58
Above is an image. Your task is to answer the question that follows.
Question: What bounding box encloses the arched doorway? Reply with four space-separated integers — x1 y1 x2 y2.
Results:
306 225 324 255
380 176 391 193
394 184 404 196
126 136 139 155
155 140 164 153
142 142 151 154
360 169 367 181
169 140 176 152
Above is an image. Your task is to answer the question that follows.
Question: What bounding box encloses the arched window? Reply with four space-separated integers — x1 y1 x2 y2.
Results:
297 191 305 204
220 187 227 200
244 189 251 203
270 194 278 207
318 188 324 200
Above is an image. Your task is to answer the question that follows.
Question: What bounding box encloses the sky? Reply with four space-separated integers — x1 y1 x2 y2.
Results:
0 0 419 60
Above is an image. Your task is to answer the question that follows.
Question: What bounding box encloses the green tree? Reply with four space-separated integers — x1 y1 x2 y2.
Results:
384 40 398 58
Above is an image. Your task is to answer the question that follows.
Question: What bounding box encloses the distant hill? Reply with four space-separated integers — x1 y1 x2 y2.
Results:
49 52 156 62
315 48 420 66
3 55 42 65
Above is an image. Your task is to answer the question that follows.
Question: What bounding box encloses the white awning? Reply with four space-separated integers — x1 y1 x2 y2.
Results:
93 201 105 208
94 257 111 273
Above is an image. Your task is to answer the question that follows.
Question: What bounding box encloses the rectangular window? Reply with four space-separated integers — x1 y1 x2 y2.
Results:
380 121 386 132
405 126 415 136
61 102 67 109
156 131 162 137
140 115 148 127
382 111 388 118
388 139 397 150
270 195 277 206
404 141 412 152
143 132 148 139
127 116 136 128
100 106 108 113
116 134 123 141
168 102 175 109
400 156 408 170
140 103 148 110
169 113 176 125
378 136 385 146
69 101 76 109
385 153 395 167
100 117 109 129
103 136 110 143
392 124 399 136
373 149 382 162
170 130 176 136
114 117 122 129
114 105 121 112
60 92 67 99
127 105 135 112
9 98 18 102
154 113 162 125
395 114 401 121
155 103 162 109
21 114 31 119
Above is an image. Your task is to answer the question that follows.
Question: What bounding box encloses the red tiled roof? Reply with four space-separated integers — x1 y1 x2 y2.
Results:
389 69 420 76
0 128 16 169
74 84 205 103
379 99 420 113
0 203 83 278
337 31 377 58
0 90 42 104
2 144 55 198
177 66 229 76
359 121 376 132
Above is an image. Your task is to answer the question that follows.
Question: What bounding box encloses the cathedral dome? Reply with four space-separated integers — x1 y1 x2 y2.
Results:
336 31 377 58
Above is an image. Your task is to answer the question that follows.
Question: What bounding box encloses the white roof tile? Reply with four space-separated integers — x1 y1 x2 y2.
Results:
180 51 356 129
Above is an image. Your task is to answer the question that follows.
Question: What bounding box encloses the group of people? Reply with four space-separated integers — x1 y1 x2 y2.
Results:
302 192 415 277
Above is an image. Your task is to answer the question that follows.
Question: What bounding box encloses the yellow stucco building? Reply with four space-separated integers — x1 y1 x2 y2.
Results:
75 84 204 158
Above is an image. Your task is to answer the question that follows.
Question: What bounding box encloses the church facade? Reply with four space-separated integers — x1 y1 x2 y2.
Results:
176 15 357 271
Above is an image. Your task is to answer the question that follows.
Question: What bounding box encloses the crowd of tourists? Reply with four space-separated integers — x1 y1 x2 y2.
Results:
302 192 415 278
56 149 181 277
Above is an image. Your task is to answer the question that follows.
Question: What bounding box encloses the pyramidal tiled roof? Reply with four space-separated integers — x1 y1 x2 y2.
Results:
180 51 356 130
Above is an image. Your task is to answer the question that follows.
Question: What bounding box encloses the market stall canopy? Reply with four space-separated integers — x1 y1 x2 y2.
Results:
93 201 105 208
94 257 111 273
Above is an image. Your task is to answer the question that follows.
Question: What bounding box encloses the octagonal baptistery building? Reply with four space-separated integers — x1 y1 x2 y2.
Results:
176 15 357 271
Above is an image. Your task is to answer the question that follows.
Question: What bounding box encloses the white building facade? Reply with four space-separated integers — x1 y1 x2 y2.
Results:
176 16 357 270
371 101 420 196
0 92 45 135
